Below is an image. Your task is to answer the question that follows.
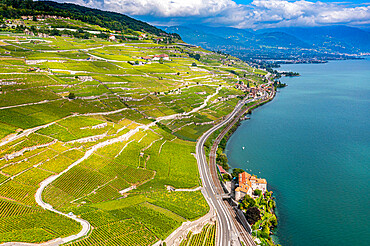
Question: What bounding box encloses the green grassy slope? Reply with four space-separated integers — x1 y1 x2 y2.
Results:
0 12 271 245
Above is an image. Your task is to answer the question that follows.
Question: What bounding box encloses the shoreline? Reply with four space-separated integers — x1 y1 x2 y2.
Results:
221 88 281 243
207 85 277 245
215 88 277 171
223 59 370 246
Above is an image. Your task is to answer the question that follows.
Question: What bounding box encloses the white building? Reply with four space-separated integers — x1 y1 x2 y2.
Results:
235 172 267 201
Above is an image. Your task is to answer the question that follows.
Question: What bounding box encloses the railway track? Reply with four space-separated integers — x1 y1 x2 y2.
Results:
207 87 275 246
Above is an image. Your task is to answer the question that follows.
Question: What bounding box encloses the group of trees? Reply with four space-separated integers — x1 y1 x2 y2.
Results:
273 80 287 88
216 152 227 170
215 121 241 171
188 53 201 61
238 189 278 244
0 0 180 38
231 168 244 178
280 71 300 77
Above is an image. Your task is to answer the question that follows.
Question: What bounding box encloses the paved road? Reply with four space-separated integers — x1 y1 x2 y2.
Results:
196 89 275 246
196 99 247 246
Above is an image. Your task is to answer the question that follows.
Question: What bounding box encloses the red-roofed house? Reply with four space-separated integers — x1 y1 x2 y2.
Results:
153 54 170 61
108 34 116 41
235 171 267 200
217 165 227 174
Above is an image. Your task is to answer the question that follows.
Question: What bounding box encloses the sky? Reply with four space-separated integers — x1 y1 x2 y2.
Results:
57 0 370 29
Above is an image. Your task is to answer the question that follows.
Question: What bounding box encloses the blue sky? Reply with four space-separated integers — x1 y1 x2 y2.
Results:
233 0 368 4
59 0 370 29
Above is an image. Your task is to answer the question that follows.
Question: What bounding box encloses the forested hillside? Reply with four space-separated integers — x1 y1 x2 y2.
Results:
0 0 179 37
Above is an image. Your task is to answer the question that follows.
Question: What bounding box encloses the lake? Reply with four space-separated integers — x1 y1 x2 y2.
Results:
225 59 370 245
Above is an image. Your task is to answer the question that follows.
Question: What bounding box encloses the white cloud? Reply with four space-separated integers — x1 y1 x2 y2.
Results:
221 0 370 28
318 6 370 23
102 0 237 17
59 0 370 28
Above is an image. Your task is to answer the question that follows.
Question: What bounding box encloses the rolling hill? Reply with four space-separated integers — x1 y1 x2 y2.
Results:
0 0 177 37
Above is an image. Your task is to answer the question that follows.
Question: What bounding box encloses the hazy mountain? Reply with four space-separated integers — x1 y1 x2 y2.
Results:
162 25 370 60
257 32 311 48
261 26 370 53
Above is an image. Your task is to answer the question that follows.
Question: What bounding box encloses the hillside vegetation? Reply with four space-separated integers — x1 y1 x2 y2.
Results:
0 0 179 37
0 6 270 245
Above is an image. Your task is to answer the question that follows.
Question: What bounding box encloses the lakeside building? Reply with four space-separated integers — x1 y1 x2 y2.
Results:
217 165 228 175
235 172 267 201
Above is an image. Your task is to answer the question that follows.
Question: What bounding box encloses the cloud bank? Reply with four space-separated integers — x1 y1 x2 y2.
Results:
61 0 370 28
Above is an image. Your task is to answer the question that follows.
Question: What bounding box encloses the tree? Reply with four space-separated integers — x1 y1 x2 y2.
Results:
194 53 200 61
268 200 276 210
240 195 256 209
216 153 228 170
50 28 60 36
270 215 278 227
245 207 261 225
254 189 262 197
232 168 244 178
192 62 197 66
258 230 270 239
67 92 76 99
222 173 231 181
264 191 271 198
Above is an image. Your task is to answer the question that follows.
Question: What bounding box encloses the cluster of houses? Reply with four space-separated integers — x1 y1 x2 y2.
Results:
217 166 268 201
234 81 272 98
24 28 52 38
21 15 70 21
27 67 43 72
78 76 94 82
141 54 170 61
108 33 150 41
128 54 170 66
235 172 267 200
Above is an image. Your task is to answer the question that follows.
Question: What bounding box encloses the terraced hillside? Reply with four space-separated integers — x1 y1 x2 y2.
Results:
0 15 269 245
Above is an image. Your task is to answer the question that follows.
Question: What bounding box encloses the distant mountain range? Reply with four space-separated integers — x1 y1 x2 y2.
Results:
261 26 370 53
162 25 370 60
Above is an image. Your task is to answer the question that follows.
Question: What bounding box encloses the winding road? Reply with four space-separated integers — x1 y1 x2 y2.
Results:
196 99 247 246
196 88 275 246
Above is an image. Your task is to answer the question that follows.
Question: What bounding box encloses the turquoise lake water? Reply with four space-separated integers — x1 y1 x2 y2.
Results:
225 59 370 245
